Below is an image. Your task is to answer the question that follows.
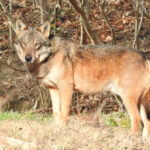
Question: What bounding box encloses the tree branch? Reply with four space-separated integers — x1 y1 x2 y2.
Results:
99 2 116 44
132 0 145 49
0 0 15 31
69 0 98 45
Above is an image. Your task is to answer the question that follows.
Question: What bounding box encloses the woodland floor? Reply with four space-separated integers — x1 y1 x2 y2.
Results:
0 113 150 150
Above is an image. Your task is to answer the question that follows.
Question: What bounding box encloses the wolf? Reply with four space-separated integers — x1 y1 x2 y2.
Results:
14 19 150 139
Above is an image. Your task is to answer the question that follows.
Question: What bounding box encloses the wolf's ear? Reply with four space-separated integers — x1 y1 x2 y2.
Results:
38 21 50 38
15 19 27 35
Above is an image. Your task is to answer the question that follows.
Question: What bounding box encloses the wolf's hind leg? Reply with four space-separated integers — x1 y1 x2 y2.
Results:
123 94 141 133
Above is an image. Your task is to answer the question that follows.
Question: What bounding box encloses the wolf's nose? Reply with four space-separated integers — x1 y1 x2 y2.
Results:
25 55 32 62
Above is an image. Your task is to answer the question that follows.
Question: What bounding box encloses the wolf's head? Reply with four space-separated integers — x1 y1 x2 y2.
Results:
14 20 51 64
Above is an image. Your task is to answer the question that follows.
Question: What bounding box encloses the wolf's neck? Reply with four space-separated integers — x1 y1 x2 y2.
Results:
26 60 50 79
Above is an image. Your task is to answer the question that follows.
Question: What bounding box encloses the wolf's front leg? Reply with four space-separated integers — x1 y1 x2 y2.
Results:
49 89 61 125
58 85 73 125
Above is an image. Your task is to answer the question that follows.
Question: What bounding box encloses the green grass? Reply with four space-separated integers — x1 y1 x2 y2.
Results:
0 111 132 129
0 111 52 123
103 111 131 128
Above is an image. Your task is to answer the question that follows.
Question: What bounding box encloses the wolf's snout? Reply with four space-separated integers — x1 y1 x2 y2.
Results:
25 55 32 63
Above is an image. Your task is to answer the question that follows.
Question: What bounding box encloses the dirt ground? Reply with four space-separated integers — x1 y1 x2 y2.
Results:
0 116 150 150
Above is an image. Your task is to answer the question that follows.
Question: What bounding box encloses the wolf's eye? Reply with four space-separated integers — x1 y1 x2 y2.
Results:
35 43 41 50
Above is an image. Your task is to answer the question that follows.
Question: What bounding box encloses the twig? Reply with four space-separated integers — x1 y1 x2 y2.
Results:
7 0 13 64
69 0 98 45
39 0 44 24
133 11 144 48
133 0 140 48
54 4 57 35
80 0 89 44
99 2 116 44
0 0 15 31
39 0 50 23
58 0 62 6
80 16 86 44
9 0 12 47
132 0 145 49
93 99 108 122
32 108 52 114
53 3 61 35
113 93 124 111
144 13 150 21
